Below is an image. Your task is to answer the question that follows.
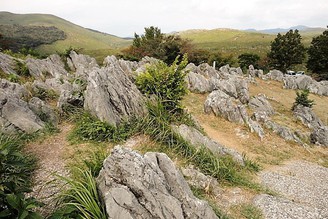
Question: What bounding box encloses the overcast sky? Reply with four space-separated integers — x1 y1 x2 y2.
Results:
1 0 327 37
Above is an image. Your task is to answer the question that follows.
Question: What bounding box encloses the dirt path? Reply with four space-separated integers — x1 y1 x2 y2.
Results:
26 123 73 216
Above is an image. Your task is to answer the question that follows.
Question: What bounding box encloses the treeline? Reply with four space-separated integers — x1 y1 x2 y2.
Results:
0 24 66 52
122 26 328 81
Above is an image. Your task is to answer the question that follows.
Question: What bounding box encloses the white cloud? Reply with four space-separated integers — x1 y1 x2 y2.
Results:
1 0 327 36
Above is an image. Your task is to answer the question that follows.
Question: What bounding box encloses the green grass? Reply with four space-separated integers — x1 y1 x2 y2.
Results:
0 12 131 56
177 28 323 58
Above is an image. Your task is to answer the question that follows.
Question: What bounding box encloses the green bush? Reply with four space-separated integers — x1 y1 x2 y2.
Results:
14 60 30 77
136 55 188 113
292 89 314 110
0 134 42 218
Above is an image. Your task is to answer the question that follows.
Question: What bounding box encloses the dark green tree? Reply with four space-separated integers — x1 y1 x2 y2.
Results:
238 53 260 70
123 26 192 64
267 30 306 72
292 89 314 110
307 27 328 81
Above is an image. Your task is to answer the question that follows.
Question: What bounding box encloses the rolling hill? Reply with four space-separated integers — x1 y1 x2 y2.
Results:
0 11 132 55
177 27 324 57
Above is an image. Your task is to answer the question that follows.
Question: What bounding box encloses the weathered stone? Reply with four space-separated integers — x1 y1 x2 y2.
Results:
248 65 263 78
28 97 58 126
265 70 284 81
0 79 28 98
283 75 328 96
249 94 275 116
204 90 247 124
26 54 68 79
0 52 18 74
310 126 328 147
265 120 303 144
97 146 218 219
0 94 44 133
84 65 147 127
293 105 324 129
247 118 265 140
172 124 245 165
68 51 99 79
103 55 138 76
187 72 212 93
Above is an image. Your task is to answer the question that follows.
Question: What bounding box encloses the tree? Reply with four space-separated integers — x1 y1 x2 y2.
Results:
238 53 260 70
122 26 192 64
307 27 328 81
267 30 306 72
292 89 314 110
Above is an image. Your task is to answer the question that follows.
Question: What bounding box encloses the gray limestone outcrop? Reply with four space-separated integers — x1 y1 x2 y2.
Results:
171 124 245 165
97 146 218 219
310 126 328 147
84 64 147 127
283 75 328 96
293 105 324 129
0 52 18 75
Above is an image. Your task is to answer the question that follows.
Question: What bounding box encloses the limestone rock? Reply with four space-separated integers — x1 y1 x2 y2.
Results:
265 120 303 144
0 52 18 75
0 93 44 134
28 97 58 126
68 51 99 79
186 72 212 93
1 79 28 99
310 126 328 147
84 65 147 127
246 118 265 140
248 65 263 78
293 105 324 129
171 124 245 165
265 70 284 81
204 90 247 124
97 146 218 219
249 94 275 117
283 75 328 96
26 54 68 79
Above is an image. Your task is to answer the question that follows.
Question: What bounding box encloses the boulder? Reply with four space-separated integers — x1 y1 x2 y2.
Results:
283 75 328 96
249 94 275 117
187 72 212 93
246 118 265 140
265 70 284 81
0 94 44 134
26 54 68 79
84 65 147 127
97 146 218 219
0 79 28 98
68 51 99 79
265 120 303 144
0 52 18 75
204 90 247 124
103 55 138 76
248 65 263 78
293 105 324 129
310 126 328 147
28 97 58 125
171 124 245 165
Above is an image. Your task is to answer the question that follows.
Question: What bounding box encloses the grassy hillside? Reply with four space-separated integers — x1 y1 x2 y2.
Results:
178 28 323 57
0 12 131 55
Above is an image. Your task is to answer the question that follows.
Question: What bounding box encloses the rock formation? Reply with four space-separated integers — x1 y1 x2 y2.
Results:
97 146 218 219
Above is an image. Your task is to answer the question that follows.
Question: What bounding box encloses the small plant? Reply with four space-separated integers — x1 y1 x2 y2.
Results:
57 168 107 219
136 54 188 113
292 89 314 110
14 60 30 77
240 204 264 219
7 73 20 83
33 87 58 101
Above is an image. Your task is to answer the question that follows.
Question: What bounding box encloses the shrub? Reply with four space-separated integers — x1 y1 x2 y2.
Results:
136 55 188 113
0 133 42 218
14 60 30 77
292 89 314 110
238 53 260 70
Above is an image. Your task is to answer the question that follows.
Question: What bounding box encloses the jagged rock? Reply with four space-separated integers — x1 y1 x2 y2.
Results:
248 65 263 78
103 55 138 76
68 51 99 79
196 63 218 78
0 93 44 134
265 70 284 81
181 165 222 197
187 72 212 93
293 105 324 129
171 124 245 165
265 120 303 144
0 52 18 74
28 97 58 125
310 126 328 147
97 146 218 219
204 90 247 124
84 65 147 127
283 75 328 96
0 79 28 98
246 118 265 140
235 77 250 104
249 94 275 117
26 54 68 79
219 65 243 76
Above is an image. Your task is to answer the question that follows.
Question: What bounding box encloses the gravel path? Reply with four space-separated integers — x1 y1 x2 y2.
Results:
254 160 328 219
26 124 73 217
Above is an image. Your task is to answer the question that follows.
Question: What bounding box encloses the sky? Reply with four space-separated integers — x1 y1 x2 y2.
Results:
1 0 328 37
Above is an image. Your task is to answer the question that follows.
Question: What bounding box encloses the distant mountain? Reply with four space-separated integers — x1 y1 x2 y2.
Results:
0 11 131 55
245 25 326 35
